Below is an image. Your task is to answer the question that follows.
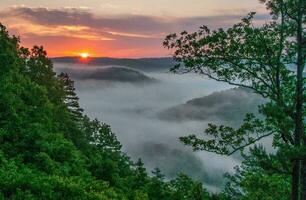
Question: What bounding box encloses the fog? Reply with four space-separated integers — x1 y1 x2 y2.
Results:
54 63 263 192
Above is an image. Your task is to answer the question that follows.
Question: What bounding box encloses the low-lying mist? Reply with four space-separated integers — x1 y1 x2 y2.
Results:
54 62 265 192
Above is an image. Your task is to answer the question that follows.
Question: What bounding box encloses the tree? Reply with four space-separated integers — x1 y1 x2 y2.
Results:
222 146 290 200
169 173 210 200
147 168 168 200
133 158 149 189
163 0 305 199
0 23 124 200
134 190 149 200
58 72 84 121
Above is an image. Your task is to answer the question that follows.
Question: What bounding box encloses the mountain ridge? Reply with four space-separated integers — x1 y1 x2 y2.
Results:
52 57 175 72
55 66 158 84
158 87 266 123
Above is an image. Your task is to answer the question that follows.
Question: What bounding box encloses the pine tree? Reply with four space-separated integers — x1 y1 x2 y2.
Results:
58 72 84 121
134 158 148 189
148 168 167 200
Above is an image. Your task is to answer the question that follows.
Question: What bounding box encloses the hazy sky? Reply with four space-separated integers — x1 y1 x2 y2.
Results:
0 0 269 57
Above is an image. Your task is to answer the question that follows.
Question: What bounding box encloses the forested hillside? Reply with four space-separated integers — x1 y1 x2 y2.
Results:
0 24 216 199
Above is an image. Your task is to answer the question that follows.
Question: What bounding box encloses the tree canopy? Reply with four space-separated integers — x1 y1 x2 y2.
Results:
164 0 305 199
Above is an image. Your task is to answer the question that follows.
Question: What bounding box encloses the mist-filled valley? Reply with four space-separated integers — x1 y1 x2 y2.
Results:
53 58 266 191
1 0 304 198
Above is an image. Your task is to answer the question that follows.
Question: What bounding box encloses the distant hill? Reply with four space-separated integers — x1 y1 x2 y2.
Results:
52 57 175 72
57 66 158 84
158 87 266 123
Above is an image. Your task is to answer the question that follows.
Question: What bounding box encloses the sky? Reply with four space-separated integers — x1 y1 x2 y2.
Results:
0 0 269 58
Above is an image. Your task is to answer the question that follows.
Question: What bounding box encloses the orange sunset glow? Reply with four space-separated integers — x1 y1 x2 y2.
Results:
0 1 268 58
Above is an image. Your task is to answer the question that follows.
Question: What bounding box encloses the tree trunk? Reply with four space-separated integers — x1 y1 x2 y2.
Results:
293 160 301 200
295 0 305 199
302 159 306 200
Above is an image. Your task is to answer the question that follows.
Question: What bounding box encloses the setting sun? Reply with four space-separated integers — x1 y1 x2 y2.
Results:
79 52 90 58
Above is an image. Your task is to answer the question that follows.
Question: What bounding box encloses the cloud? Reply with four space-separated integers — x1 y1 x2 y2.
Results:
53 61 274 191
55 64 239 191
135 142 229 190
1 6 270 38
0 6 270 57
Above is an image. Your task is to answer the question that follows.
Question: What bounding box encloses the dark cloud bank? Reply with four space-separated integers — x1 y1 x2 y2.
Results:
1 6 270 38
54 58 267 192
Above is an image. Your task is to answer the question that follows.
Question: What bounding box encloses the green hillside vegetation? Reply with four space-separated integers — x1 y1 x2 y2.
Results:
0 24 216 200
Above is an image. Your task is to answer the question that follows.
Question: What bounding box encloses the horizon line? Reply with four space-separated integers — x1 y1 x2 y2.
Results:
50 56 173 59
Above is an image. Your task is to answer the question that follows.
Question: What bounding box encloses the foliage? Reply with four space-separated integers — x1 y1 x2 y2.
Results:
221 146 291 200
164 0 305 199
0 23 217 200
